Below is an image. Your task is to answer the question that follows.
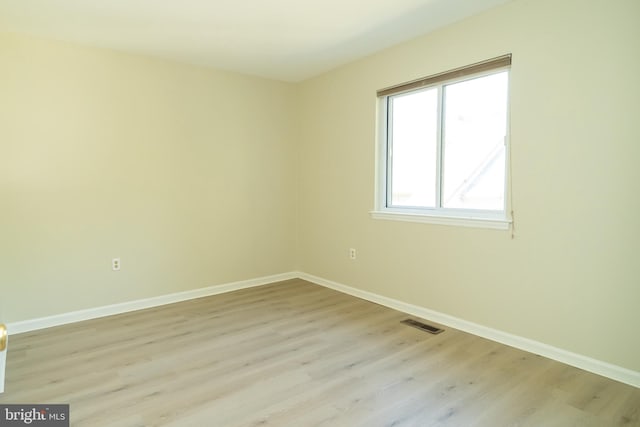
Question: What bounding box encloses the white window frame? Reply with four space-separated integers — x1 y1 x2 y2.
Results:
371 58 512 230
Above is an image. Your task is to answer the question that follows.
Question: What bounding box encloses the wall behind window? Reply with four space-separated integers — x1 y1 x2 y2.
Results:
0 32 298 322
297 0 640 372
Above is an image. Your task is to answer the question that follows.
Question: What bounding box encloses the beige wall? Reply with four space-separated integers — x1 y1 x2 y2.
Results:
2 0 639 374
297 0 640 371
0 33 297 322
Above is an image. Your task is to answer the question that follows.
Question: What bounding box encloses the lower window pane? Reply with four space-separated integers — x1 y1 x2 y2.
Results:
442 72 508 210
389 88 438 208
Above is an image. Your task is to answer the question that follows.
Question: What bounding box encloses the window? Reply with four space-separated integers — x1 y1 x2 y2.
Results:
372 55 512 229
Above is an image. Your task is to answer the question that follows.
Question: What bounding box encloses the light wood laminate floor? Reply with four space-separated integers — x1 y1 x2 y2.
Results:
1 279 639 426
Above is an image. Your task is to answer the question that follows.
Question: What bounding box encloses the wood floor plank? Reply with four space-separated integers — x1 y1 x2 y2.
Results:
1 279 638 426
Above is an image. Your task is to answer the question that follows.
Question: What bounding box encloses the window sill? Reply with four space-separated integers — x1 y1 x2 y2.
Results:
369 210 511 230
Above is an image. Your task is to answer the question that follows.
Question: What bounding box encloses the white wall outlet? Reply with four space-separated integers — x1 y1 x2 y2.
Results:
349 248 357 260
112 258 121 271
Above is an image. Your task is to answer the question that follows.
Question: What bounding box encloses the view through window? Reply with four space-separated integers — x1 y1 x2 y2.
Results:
379 61 510 224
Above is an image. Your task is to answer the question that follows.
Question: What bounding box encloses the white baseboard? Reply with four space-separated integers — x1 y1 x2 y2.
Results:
7 272 297 335
7 270 639 389
297 272 640 389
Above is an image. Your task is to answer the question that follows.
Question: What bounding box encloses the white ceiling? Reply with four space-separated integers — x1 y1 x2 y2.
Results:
0 0 513 82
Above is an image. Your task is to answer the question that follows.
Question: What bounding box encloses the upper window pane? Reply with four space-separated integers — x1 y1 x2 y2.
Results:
442 72 508 210
389 88 438 207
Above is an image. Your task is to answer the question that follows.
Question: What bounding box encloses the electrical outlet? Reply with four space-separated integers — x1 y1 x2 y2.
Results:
349 248 357 260
112 258 121 271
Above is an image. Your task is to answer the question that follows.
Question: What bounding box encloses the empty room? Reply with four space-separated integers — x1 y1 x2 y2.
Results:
1 0 639 425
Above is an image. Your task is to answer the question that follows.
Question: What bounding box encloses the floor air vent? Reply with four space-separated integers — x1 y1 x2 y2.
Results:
401 319 444 334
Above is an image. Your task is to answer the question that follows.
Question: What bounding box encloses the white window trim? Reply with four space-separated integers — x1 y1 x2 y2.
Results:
369 209 511 230
372 64 512 231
